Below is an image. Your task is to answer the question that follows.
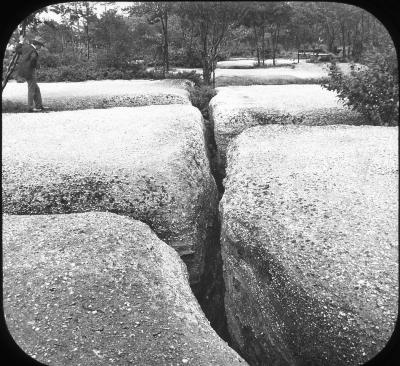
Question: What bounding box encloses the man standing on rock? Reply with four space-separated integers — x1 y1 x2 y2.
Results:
15 36 48 112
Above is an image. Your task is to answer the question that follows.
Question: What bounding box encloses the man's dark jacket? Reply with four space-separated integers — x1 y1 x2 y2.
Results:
15 43 39 80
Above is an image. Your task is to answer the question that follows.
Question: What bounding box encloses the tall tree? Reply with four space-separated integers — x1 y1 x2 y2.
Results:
240 2 292 66
265 2 292 66
177 1 242 86
287 2 320 52
127 2 174 76
240 2 267 66
51 2 97 60
93 9 133 68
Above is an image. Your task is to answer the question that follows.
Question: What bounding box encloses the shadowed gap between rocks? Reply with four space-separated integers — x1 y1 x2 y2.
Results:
191 115 230 343
192 113 276 364
201 114 267 366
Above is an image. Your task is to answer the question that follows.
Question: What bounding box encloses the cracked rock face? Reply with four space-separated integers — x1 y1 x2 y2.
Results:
2 104 218 285
2 79 192 112
220 125 398 365
3 212 246 366
209 85 364 167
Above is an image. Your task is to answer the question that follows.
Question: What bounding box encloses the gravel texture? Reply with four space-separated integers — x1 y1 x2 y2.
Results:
2 104 218 285
209 84 364 166
220 124 398 365
2 79 192 112
3 212 246 366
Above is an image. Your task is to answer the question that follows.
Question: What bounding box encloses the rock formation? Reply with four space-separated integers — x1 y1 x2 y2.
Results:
2 79 192 112
209 85 363 166
3 212 246 366
2 104 218 286
220 124 398 365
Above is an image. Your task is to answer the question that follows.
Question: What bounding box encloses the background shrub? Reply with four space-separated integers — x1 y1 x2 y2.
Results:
170 48 203 68
167 71 202 87
323 50 398 126
188 85 217 119
36 61 149 82
38 53 61 68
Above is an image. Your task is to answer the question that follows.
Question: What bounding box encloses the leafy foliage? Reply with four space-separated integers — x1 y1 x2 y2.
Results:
167 70 202 87
188 85 217 119
323 50 398 126
36 61 148 82
35 62 204 85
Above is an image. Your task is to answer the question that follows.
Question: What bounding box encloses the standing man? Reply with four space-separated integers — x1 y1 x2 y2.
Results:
15 36 48 112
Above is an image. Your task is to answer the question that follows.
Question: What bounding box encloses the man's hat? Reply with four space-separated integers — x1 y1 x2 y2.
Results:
31 36 45 46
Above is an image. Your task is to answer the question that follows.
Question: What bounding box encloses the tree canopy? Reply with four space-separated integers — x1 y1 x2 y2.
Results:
3 1 396 86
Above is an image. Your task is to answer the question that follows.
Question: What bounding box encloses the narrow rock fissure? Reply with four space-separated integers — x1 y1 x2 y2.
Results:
203 117 226 198
191 115 232 343
197 114 257 365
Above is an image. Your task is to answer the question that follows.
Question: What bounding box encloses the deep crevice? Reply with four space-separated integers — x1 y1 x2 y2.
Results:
191 115 231 342
203 116 226 198
196 114 257 365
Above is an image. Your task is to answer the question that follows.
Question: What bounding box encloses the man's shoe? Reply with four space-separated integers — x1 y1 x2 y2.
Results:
28 108 42 112
39 106 50 111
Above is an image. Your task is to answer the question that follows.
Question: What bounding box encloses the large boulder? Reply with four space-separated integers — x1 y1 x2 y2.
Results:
3 212 246 366
2 79 192 112
209 85 364 167
2 104 218 286
220 124 398 365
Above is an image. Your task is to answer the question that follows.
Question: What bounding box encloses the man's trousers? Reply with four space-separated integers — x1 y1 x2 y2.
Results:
27 74 42 110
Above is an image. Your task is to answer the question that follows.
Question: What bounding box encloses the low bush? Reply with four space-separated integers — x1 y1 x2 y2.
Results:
168 71 202 87
323 50 398 126
38 53 61 68
36 61 149 82
170 48 203 68
35 61 205 86
188 85 217 119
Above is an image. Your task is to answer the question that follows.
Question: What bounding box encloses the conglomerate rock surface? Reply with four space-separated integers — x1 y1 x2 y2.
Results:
2 79 192 112
2 104 218 286
209 85 364 166
220 124 398 365
3 212 246 366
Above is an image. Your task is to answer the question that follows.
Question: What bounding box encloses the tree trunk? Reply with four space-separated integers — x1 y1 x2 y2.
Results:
160 10 169 76
201 32 211 85
326 23 335 53
60 32 64 61
272 24 280 67
261 26 265 66
165 12 169 72
212 58 216 88
327 24 335 53
86 25 90 60
253 26 260 66
203 59 211 85
358 12 365 61
85 2 90 60
340 22 346 59
2 19 28 91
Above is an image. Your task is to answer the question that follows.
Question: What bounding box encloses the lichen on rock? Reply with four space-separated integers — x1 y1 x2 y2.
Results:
2 79 192 112
3 212 246 366
220 124 398 365
209 85 364 167
2 104 218 286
